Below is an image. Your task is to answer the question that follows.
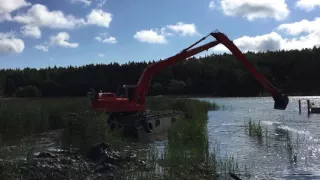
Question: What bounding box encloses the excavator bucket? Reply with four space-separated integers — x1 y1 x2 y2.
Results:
273 92 289 110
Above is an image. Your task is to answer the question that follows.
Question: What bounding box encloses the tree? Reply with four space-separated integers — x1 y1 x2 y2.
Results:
167 79 186 94
151 83 163 95
1 46 320 97
15 85 42 97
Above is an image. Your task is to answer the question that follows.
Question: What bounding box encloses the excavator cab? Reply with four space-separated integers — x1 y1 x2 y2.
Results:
116 85 137 101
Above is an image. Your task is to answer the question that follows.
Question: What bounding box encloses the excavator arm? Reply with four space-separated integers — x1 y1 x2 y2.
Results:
132 31 289 110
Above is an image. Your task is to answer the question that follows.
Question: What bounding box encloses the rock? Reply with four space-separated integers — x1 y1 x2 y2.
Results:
95 163 118 173
230 173 242 180
37 152 56 158
139 160 146 165
86 142 111 162
129 153 137 160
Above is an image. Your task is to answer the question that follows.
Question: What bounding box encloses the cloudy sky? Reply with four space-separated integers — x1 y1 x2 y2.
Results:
0 0 319 69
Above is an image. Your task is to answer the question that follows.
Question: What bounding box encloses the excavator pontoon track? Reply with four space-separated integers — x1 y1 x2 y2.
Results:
107 110 183 137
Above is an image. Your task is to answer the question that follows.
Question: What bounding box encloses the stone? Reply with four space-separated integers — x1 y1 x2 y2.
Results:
37 152 56 158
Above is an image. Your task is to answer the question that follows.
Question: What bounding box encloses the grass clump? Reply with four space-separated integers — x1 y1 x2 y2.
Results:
245 118 263 138
60 110 124 154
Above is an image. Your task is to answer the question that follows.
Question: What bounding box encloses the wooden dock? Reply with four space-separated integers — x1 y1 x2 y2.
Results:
311 107 320 113
299 99 320 114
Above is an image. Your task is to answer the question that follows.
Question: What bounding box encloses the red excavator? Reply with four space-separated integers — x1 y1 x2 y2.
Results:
87 30 289 134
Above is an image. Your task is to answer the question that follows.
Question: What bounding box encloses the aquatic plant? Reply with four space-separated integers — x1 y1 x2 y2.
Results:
245 118 263 140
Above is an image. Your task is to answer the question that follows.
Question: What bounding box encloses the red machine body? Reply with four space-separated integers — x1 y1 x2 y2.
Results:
88 31 289 114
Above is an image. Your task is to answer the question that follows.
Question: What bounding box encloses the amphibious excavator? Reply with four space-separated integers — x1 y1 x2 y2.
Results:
87 30 289 135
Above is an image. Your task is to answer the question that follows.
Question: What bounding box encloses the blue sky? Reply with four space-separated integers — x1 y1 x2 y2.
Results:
0 0 320 69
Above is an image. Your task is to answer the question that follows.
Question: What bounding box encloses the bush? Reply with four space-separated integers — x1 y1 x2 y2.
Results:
15 85 42 97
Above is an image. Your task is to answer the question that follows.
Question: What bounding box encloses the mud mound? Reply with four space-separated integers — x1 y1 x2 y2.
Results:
14 143 136 180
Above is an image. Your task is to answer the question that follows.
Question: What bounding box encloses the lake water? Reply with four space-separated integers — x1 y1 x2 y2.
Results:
199 96 320 179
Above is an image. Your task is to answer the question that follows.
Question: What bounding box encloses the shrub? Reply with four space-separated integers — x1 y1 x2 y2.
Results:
15 85 42 97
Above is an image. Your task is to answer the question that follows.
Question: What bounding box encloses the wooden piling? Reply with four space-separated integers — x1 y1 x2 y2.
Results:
298 100 301 114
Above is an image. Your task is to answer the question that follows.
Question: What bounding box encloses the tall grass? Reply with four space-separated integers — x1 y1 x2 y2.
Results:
244 118 301 165
0 97 217 142
147 97 217 118
0 98 88 142
60 110 125 154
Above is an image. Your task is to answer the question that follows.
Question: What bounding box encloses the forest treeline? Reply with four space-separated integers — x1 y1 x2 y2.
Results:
1 46 320 97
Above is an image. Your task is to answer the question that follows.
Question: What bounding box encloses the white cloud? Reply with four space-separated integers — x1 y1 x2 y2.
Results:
35 32 79 51
0 13 12 22
212 32 282 53
210 17 320 54
97 0 107 8
20 25 41 38
235 32 282 52
134 22 199 44
0 0 31 15
276 17 320 35
134 30 167 44
9 4 113 31
281 31 320 50
100 36 116 43
13 4 86 29
34 44 48 52
209 1 215 9
9 4 113 44
95 33 117 44
98 53 105 57
275 17 320 50
296 0 320 11
166 22 198 36
86 9 112 28
218 0 289 21
50 32 79 48
71 0 92 6
0 32 25 55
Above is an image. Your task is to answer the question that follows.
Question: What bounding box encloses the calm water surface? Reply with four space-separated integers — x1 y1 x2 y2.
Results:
199 96 320 179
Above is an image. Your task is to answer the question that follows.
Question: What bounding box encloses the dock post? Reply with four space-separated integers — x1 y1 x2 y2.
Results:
307 100 311 114
299 100 301 114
